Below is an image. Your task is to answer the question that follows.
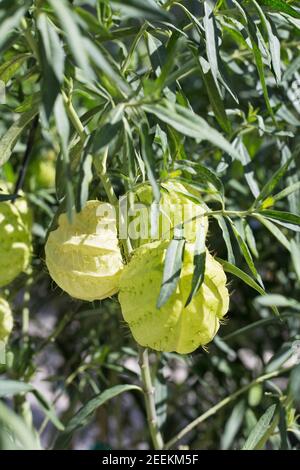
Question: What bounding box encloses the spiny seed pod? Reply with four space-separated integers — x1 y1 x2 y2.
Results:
0 298 13 343
45 200 124 301
128 180 208 247
0 199 31 288
119 241 229 354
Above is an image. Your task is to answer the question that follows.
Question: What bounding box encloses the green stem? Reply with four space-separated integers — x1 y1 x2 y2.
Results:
94 149 132 260
138 348 164 450
207 209 251 218
164 366 292 449
62 90 86 141
21 18 40 64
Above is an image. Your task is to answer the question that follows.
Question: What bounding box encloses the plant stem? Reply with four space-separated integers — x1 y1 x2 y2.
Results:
21 18 40 64
164 366 293 449
62 90 86 141
94 148 132 260
138 347 164 450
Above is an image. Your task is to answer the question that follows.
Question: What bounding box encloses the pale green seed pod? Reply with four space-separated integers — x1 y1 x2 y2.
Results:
26 151 56 190
0 298 13 343
119 240 229 354
45 200 124 301
128 180 208 247
0 197 31 287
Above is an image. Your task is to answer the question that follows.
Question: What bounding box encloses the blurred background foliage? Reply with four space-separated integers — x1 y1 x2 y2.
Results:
0 0 300 450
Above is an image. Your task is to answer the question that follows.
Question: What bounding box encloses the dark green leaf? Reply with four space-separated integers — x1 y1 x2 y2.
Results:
54 384 142 449
0 103 39 167
254 154 295 207
259 0 300 19
185 222 206 307
256 210 300 227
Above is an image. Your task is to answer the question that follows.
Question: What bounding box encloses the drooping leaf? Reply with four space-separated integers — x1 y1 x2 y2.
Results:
0 103 39 167
242 404 277 450
157 236 186 309
185 222 206 307
54 384 142 449
142 101 241 161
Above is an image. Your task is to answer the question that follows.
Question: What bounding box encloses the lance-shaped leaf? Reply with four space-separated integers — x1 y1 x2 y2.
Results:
157 233 186 309
185 221 206 307
142 101 241 161
242 404 277 450
254 153 296 207
0 102 39 167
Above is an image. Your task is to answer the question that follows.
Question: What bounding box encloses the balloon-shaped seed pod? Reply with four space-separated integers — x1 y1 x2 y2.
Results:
0 298 13 343
127 180 208 247
45 200 124 301
0 197 31 288
119 240 229 354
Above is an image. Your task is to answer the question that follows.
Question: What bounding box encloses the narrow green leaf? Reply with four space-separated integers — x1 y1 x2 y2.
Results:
265 343 297 372
236 139 260 198
216 258 266 296
0 5 27 51
204 0 220 92
37 14 64 84
157 237 186 309
76 153 93 213
83 38 130 94
249 0 281 83
256 210 300 227
229 219 262 284
242 404 277 450
49 0 94 78
174 159 224 198
259 0 300 19
232 0 275 121
221 400 245 450
0 103 39 167
272 181 300 204
37 14 65 120
139 122 161 203
215 215 235 264
111 0 172 21
142 101 241 161
185 222 206 307
0 52 31 84
291 239 300 282
0 380 34 397
254 214 291 251
32 390 65 431
244 222 259 258
255 294 300 309
54 384 142 449
0 193 18 202
54 94 74 221
217 258 279 316
197 56 232 134
254 154 295 207
0 402 40 450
